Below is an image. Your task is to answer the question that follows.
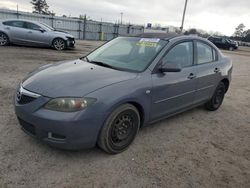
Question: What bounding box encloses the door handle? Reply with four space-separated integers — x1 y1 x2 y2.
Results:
214 67 221 73
187 73 196 79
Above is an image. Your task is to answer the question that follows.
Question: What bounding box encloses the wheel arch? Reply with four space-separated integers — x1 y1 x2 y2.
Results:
51 37 66 47
104 100 146 129
0 31 10 41
127 101 145 127
221 78 229 93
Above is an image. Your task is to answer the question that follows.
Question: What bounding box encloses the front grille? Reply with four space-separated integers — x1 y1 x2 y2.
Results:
17 94 36 104
18 118 36 135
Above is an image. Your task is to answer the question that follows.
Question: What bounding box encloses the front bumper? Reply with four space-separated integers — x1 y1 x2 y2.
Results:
66 38 75 48
14 94 105 150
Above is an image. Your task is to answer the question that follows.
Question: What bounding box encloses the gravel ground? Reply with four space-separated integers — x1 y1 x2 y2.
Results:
0 41 250 188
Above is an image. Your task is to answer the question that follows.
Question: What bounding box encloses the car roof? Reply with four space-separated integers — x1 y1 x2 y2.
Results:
1 19 39 24
133 32 181 40
129 32 207 41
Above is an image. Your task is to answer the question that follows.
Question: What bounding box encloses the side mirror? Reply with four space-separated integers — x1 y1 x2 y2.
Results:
159 63 182 73
39 28 46 33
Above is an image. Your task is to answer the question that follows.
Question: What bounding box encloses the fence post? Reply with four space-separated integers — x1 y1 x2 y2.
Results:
51 15 54 28
83 16 86 40
127 24 132 34
116 24 119 37
141 26 144 34
78 19 81 39
113 24 116 39
99 22 104 40
16 9 19 19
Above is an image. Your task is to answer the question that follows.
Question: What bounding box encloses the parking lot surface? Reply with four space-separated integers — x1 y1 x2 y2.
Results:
0 41 250 188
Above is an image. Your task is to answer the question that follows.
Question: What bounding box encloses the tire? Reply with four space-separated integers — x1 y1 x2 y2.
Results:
205 82 225 111
98 104 140 154
52 38 66 50
0 32 9 46
229 47 234 51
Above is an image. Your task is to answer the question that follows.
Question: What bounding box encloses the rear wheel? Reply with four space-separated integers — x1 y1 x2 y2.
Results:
98 104 140 154
205 82 225 111
52 38 66 50
0 32 9 46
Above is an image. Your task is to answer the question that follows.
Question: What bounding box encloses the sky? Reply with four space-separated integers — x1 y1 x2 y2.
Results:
1 0 250 36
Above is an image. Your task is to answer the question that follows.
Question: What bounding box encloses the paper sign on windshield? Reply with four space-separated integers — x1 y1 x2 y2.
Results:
136 38 160 47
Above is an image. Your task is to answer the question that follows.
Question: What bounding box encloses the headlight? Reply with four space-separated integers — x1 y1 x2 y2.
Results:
44 97 96 112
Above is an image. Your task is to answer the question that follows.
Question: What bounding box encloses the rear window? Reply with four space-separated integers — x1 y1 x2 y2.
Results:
197 42 213 64
3 21 25 28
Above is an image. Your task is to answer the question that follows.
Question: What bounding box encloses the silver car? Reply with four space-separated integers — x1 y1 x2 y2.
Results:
0 19 75 50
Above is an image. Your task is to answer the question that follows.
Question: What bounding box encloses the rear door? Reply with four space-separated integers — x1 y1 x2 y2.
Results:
151 41 197 121
2 21 27 43
193 40 222 104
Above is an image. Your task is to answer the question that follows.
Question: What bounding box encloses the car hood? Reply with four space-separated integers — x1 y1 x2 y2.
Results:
22 59 138 98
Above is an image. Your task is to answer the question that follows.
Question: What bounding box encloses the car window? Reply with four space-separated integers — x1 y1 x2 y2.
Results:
25 22 41 30
3 21 25 28
197 42 213 64
162 41 193 68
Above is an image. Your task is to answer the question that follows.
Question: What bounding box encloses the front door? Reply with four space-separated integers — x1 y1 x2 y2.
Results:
151 41 197 121
24 21 50 46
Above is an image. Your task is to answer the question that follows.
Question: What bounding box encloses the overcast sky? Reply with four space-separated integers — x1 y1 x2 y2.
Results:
1 0 250 35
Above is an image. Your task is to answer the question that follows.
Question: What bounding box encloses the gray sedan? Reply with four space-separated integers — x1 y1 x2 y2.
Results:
14 33 232 154
0 19 75 50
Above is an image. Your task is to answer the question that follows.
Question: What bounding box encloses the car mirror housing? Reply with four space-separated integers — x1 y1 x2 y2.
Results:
159 63 182 73
39 28 46 33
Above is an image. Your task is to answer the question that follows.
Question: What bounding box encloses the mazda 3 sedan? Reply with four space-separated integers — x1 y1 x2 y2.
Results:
14 33 232 154
0 19 75 50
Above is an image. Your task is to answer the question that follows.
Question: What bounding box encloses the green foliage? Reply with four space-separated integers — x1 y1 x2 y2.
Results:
30 0 53 15
234 23 246 38
232 24 250 42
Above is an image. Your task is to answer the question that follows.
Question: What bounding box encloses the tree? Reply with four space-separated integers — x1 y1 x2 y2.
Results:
184 28 201 36
242 29 250 42
234 23 245 38
31 0 52 15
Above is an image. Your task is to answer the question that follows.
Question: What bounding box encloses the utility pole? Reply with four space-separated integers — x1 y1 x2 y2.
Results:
120 12 123 25
16 4 19 19
180 0 188 33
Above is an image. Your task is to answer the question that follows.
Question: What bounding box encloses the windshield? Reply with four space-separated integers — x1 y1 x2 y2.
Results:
40 22 55 31
86 37 168 72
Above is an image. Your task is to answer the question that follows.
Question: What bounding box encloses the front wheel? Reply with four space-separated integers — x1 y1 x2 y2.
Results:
0 32 9 46
52 38 66 50
229 46 234 51
98 104 140 154
205 82 225 111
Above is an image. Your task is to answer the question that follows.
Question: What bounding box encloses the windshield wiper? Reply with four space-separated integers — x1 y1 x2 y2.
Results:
80 56 90 62
89 60 119 70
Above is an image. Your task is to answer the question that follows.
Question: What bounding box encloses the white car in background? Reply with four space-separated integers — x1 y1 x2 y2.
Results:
0 19 75 50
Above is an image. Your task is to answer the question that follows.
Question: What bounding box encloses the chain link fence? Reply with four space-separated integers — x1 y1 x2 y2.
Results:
0 9 144 40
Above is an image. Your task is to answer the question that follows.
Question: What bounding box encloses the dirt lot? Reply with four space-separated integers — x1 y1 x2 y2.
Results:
0 41 250 188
